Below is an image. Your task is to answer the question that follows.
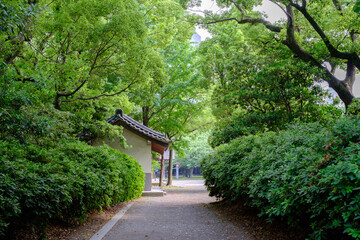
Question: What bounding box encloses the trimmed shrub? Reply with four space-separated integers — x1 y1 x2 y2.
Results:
0 140 144 238
201 117 360 239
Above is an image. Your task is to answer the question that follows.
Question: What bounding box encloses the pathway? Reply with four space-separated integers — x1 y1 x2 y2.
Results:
97 180 254 240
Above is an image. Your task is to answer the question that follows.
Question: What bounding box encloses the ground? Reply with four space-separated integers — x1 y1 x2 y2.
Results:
47 203 132 240
46 179 307 240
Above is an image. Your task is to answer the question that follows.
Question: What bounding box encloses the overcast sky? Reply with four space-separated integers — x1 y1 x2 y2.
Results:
189 0 359 97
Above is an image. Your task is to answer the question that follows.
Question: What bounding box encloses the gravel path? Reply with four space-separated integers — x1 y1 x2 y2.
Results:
102 180 254 240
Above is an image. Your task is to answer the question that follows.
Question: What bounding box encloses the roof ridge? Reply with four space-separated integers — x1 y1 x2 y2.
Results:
107 109 171 145
122 114 166 137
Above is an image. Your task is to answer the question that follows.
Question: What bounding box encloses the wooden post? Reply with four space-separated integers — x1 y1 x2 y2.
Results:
167 149 173 186
159 154 164 187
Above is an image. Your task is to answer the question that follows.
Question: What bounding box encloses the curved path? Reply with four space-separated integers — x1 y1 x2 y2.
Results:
99 180 253 240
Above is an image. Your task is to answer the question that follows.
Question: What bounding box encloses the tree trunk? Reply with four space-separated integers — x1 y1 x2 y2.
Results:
159 154 164 187
53 94 61 110
282 4 355 108
189 167 194 178
217 2 357 108
142 106 150 127
186 168 190 178
167 149 173 186
183 168 187 177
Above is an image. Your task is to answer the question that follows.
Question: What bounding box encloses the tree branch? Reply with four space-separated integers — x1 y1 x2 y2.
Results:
0 107 15 117
332 0 343 11
61 80 137 102
344 60 356 91
201 17 282 32
185 121 214 134
283 4 354 106
289 1 360 70
13 63 36 82
269 0 291 18
57 79 88 97
229 0 246 20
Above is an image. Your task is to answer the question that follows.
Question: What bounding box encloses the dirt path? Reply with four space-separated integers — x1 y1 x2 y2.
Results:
100 180 254 240
48 179 306 240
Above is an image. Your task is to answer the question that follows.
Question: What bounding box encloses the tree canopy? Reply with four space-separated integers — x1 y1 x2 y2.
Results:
0 0 208 237
1 0 360 238
195 10 342 146
190 0 360 108
177 132 212 170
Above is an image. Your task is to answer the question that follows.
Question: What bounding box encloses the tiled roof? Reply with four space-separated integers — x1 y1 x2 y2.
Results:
107 109 171 147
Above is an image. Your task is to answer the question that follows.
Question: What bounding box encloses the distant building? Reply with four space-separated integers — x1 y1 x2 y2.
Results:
190 33 201 47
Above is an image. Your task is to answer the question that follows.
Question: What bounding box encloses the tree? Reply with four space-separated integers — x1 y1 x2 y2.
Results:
0 0 212 237
190 0 360 108
177 132 212 178
129 38 210 185
196 19 340 146
22 0 148 110
0 0 39 78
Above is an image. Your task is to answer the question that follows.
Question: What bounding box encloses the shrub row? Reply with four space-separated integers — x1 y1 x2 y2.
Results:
201 116 360 239
0 140 144 238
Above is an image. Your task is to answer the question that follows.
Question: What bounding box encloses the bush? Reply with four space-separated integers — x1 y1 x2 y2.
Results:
201 117 360 239
348 98 360 115
0 81 144 238
0 140 144 238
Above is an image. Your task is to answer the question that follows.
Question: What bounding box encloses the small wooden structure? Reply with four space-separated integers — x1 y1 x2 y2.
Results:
100 109 171 191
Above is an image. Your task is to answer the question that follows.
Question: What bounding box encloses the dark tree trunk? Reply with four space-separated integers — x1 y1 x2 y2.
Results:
282 4 355 108
53 94 61 110
189 167 194 178
142 106 150 127
159 154 164 187
167 149 173 186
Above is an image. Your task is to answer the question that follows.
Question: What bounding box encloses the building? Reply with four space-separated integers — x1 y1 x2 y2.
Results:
94 109 171 191
190 32 201 47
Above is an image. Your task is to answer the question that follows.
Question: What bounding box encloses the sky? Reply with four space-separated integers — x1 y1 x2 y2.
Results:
188 0 360 97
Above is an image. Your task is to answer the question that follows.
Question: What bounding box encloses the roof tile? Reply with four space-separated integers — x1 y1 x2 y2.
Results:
107 109 171 146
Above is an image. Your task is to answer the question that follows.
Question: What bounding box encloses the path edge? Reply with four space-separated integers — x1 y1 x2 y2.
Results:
89 201 134 240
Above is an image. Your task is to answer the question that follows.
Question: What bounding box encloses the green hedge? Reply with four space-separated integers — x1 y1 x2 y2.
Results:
0 140 144 238
201 117 360 239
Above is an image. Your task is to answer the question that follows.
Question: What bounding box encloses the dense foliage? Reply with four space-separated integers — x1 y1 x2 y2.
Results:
201 116 360 239
0 141 144 238
196 2 360 238
2 0 360 239
191 0 360 107
0 79 144 238
196 19 342 148
0 0 200 238
177 132 212 176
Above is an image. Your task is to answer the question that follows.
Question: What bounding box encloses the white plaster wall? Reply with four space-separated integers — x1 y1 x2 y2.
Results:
93 129 152 174
118 129 152 173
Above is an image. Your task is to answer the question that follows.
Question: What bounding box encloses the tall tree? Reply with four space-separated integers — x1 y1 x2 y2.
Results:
129 0 197 126
20 0 147 110
0 0 39 78
130 39 209 185
197 19 340 147
190 0 360 107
